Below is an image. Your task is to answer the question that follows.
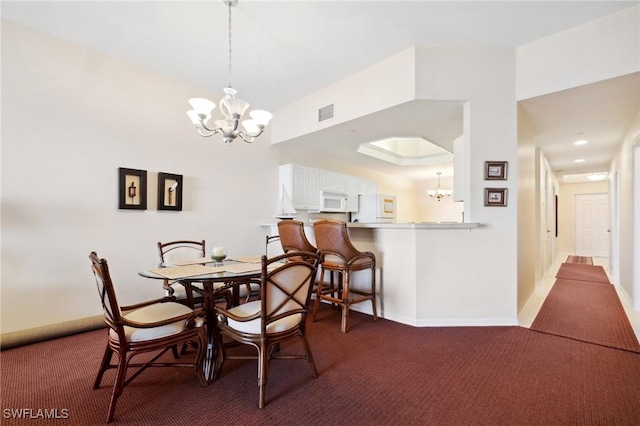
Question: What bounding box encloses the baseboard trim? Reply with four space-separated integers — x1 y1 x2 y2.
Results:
1 316 105 350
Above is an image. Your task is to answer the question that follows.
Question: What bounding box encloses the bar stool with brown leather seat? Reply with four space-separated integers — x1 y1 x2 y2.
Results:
311 219 378 333
278 220 329 298
277 220 317 258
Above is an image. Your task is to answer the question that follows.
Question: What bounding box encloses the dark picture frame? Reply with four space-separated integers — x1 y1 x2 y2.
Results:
485 161 508 180
484 188 508 207
157 172 183 211
118 168 147 210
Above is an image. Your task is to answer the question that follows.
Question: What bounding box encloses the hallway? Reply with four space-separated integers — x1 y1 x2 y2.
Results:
519 255 640 341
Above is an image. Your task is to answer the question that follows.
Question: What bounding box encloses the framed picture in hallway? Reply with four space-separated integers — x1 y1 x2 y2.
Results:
485 161 508 180
484 188 507 207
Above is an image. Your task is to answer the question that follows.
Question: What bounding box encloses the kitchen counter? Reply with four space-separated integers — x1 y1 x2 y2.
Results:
260 220 517 328
347 222 480 230
261 221 480 230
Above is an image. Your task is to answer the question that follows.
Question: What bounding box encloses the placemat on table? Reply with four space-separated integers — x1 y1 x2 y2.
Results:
150 264 223 279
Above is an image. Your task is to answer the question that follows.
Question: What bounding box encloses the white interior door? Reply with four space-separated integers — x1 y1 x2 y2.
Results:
575 193 609 257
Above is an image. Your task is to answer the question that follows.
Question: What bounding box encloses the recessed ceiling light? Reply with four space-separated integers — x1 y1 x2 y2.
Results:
574 140 589 146
574 159 586 163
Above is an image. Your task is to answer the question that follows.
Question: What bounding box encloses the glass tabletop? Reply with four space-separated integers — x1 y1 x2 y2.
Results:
138 260 263 282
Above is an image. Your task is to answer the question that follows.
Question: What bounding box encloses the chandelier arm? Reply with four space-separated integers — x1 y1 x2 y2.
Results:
199 121 222 133
196 121 226 137
195 128 222 138
236 132 257 144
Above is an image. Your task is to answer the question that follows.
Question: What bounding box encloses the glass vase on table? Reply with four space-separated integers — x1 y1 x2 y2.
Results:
211 244 227 266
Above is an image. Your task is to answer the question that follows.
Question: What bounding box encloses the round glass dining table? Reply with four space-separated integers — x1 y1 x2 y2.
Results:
138 261 262 382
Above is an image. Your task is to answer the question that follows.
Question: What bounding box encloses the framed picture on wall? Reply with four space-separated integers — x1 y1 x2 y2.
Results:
484 188 508 207
157 172 183 211
485 161 508 180
118 168 147 210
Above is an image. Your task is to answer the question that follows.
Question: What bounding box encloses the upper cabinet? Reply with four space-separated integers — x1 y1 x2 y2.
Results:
279 164 307 209
279 163 376 212
305 168 319 211
346 175 359 212
358 179 378 195
319 170 347 193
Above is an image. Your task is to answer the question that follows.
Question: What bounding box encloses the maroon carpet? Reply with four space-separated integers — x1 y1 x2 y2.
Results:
556 262 610 283
2 305 640 425
566 255 593 265
531 278 640 353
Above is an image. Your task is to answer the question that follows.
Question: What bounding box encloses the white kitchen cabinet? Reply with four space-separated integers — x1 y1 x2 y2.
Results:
279 163 307 209
305 167 319 211
319 170 347 193
280 163 377 212
333 173 347 193
358 179 378 195
346 175 359 212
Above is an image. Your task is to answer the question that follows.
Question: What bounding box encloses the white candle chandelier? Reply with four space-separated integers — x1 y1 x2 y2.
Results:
427 172 453 202
186 0 272 145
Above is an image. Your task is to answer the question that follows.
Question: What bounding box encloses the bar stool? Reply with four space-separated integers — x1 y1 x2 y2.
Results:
312 219 378 333
277 220 317 256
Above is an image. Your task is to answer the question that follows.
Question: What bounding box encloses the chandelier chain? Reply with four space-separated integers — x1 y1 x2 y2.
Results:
227 1 233 88
186 0 272 144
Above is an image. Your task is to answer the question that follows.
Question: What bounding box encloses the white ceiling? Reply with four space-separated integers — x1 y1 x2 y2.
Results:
2 1 639 182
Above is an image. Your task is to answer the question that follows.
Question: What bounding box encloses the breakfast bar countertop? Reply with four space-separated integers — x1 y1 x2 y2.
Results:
346 222 481 230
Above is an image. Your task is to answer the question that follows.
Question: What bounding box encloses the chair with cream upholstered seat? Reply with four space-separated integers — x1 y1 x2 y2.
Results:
215 251 320 408
311 219 378 333
157 240 233 307
89 251 208 423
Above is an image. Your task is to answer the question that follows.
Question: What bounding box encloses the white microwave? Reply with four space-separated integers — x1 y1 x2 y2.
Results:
317 191 348 212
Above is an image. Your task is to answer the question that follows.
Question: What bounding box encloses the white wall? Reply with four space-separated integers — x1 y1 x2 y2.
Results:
1 21 280 340
516 5 640 100
610 109 640 306
516 107 537 311
270 48 416 144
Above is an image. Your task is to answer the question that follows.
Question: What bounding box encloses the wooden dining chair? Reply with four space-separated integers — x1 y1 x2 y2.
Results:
157 240 232 307
89 252 208 423
311 219 378 333
215 251 320 408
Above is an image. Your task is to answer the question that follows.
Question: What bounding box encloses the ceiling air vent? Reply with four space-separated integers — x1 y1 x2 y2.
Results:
318 104 334 122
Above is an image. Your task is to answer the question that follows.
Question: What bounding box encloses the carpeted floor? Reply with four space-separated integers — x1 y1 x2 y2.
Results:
556 262 611 283
530 278 640 353
2 303 640 425
566 255 594 265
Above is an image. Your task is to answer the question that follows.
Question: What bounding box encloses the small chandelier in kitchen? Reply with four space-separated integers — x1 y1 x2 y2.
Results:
427 172 452 202
186 0 272 145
